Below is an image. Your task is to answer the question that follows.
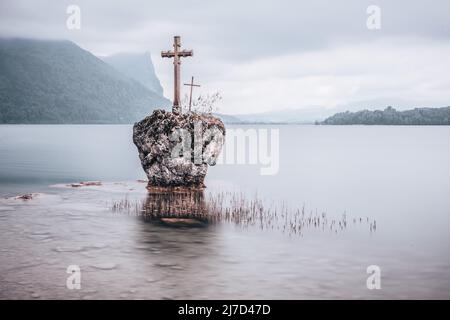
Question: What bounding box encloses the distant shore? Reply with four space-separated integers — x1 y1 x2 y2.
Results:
2 106 450 125
320 106 450 125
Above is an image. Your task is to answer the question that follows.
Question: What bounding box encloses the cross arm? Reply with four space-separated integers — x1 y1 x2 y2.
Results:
178 50 193 57
161 50 175 58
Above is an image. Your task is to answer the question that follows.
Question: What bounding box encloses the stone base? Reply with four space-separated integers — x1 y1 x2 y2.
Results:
146 184 206 193
133 109 225 188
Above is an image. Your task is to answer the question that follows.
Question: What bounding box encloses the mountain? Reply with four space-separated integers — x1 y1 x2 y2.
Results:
213 113 242 124
101 52 164 96
321 106 450 125
0 38 170 124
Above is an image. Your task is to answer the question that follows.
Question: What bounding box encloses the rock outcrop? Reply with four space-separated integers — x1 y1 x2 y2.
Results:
133 110 225 189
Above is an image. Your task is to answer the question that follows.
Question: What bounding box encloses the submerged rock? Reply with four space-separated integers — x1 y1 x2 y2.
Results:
68 181 102 188
133 110 225 189
10 193 42 200
15 193 35 200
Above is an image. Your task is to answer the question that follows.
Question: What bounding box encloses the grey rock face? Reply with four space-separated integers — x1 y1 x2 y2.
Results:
133 110 225 189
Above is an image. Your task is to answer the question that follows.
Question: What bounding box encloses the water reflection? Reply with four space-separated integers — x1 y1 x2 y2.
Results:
130 192 221 299
141 190 209 228
111 188 377 236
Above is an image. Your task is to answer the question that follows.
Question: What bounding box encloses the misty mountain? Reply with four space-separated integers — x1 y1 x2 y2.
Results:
223 102 450 124
232 107 334 124
322 106 450 125
211 113 242 124
101 52 164 96
0 38 170 124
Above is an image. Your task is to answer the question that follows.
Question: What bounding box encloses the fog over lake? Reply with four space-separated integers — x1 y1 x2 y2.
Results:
0 124 449 299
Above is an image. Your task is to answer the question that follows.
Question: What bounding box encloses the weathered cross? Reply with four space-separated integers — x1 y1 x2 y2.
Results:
184 76 201 112
161 36 193 114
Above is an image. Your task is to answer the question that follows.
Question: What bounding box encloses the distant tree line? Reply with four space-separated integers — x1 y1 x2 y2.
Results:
321 106 450 125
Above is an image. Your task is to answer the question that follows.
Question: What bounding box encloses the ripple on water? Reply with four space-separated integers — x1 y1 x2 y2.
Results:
89 263 118 270
133 244 152 250
133 245 161 254
154 262 183 271
53 246 85 253
170 265 184 270
27 235 53 242
84 243 108 250
27 231 53 241
30 231 51 235
53 243 108 253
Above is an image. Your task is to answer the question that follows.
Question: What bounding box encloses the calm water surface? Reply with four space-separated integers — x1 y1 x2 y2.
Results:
0 124 449 299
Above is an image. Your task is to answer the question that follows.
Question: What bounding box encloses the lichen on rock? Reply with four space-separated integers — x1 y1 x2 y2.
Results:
133 109 225 189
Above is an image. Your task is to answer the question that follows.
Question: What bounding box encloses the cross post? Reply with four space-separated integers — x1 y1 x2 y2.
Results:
184 76 201 112
161 36 193 114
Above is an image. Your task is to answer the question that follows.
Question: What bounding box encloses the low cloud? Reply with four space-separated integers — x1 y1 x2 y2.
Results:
1 0 449 114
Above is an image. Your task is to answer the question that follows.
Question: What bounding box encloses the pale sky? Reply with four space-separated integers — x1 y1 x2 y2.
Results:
1 0 449 114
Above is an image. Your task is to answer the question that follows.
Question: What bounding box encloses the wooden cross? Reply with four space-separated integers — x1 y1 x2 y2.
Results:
184 76 200 112
161 36 193 114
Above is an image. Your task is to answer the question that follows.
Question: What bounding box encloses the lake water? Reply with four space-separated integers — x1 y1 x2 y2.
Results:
0 124 449 299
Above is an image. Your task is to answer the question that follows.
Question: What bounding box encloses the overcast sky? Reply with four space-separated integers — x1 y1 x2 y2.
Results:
1 0 449 114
